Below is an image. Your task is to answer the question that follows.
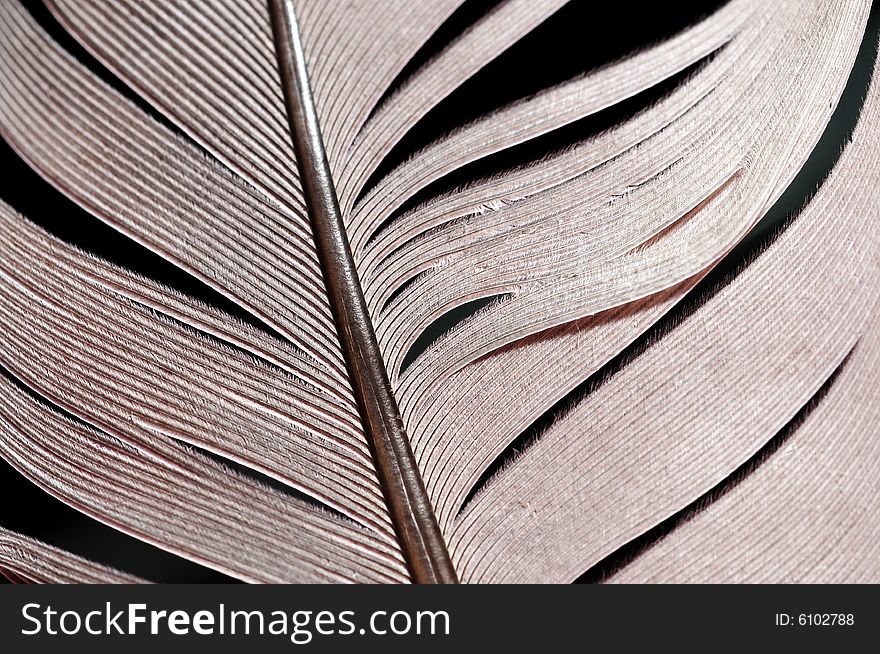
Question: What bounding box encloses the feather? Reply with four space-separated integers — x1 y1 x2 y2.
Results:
0 528 145 583
0 0 877 583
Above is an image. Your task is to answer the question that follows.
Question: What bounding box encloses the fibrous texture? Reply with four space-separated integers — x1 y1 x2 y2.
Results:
0 0 877 583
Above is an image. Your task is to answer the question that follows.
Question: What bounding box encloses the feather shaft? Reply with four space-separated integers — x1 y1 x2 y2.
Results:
268 0 456 584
